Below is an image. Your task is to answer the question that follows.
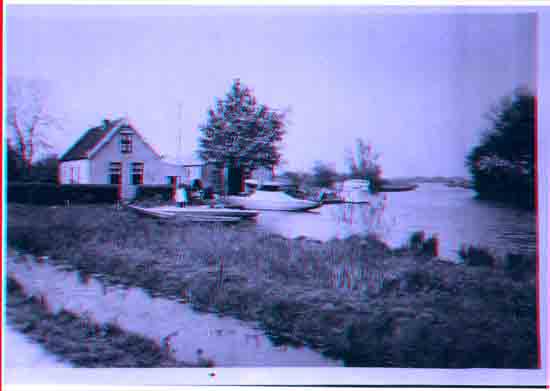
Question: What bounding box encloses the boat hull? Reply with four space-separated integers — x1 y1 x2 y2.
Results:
379 184 418 192
224 196 320 212
147 206 259 218
339 179 373 204
128 205 258 222
339 190 372 204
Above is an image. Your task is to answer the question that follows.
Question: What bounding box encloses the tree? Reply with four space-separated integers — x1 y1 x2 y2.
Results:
30 154 60 183
197 79 286 171
6 78 58 177
7 143 24 182
466 88 535 209
345 138 382 191
280 170 309 190
311 160 338 189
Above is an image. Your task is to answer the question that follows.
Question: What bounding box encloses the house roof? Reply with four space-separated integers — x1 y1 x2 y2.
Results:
60 118 161 161
60 119 124 161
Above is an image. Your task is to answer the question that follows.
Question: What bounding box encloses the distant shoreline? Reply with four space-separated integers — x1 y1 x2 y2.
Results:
380 176 473 190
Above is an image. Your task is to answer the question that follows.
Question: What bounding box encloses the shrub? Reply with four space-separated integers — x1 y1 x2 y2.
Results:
408 231 426 251
201 186 214 200
421 236 439 257
458 245 497 267
406 231 438 257
505 253 536 279
8 183 119 205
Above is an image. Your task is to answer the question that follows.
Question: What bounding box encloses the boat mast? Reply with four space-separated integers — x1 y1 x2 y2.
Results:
176 102 184 187
177 102 183 161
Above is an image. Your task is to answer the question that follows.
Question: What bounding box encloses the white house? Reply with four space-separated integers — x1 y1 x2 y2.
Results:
59 118 207 199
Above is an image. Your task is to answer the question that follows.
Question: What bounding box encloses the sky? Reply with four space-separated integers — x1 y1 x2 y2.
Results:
6 6 536 178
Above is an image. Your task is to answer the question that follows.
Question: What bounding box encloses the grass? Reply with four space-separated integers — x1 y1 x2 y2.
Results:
5 276 194 367
6 203 539 368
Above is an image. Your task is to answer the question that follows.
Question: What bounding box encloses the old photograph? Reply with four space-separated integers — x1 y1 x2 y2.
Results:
3 3 545 387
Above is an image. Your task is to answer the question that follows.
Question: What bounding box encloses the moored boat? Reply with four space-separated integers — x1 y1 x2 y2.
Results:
225 181 321 212
378 183 418 192
339 179 372 204
128 204 258 223
318 189 344 204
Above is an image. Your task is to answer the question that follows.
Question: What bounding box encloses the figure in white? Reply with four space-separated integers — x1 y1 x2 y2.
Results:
175 184 189 208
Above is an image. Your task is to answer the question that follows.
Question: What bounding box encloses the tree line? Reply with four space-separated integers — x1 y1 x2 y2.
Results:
277 138 382 193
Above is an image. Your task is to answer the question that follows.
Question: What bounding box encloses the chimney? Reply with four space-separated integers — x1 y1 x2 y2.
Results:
102 119 110 129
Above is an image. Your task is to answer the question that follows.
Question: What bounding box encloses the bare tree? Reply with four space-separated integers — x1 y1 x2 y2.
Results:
345 138 382 191
7 78 58 176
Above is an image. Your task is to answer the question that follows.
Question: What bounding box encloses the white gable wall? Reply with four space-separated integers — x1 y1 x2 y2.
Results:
90 129 169 199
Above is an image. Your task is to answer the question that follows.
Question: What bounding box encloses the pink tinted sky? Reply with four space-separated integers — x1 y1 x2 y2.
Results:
6 6 536 177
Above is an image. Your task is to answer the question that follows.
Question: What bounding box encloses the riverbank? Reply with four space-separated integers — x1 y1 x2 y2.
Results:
7 203 538 368
5 276 192 367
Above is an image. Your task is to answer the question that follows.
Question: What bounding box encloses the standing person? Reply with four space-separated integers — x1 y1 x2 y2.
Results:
182 185 189 207
175 184 189 208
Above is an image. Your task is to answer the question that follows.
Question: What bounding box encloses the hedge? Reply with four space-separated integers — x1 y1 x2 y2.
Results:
134 185 176 201
8 183 119 205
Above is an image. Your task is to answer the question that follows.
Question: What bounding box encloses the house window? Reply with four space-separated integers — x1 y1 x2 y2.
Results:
120 133 133 153
131 162 144 185
109 162 121 185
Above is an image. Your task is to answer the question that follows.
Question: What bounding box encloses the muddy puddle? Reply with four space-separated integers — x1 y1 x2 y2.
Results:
7 255 341 367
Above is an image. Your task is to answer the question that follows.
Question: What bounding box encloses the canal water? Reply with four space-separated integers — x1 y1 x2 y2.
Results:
4 325 71 368
255 183 537 262
7 255 341 367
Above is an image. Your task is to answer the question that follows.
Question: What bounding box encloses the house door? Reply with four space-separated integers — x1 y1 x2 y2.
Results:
115 162 138 200
122 162 144 200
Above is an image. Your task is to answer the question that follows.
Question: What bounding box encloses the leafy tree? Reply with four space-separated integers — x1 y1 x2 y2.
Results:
7 78 59 177
466 88 535 209
197 79 286 170
345 138 382 191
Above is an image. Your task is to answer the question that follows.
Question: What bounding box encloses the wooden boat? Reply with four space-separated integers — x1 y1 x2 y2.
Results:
146 205 259 219
127 205 258 223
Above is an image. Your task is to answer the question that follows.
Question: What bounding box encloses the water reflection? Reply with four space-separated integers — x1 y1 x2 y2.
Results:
255 183 536 261
7 256 341 367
